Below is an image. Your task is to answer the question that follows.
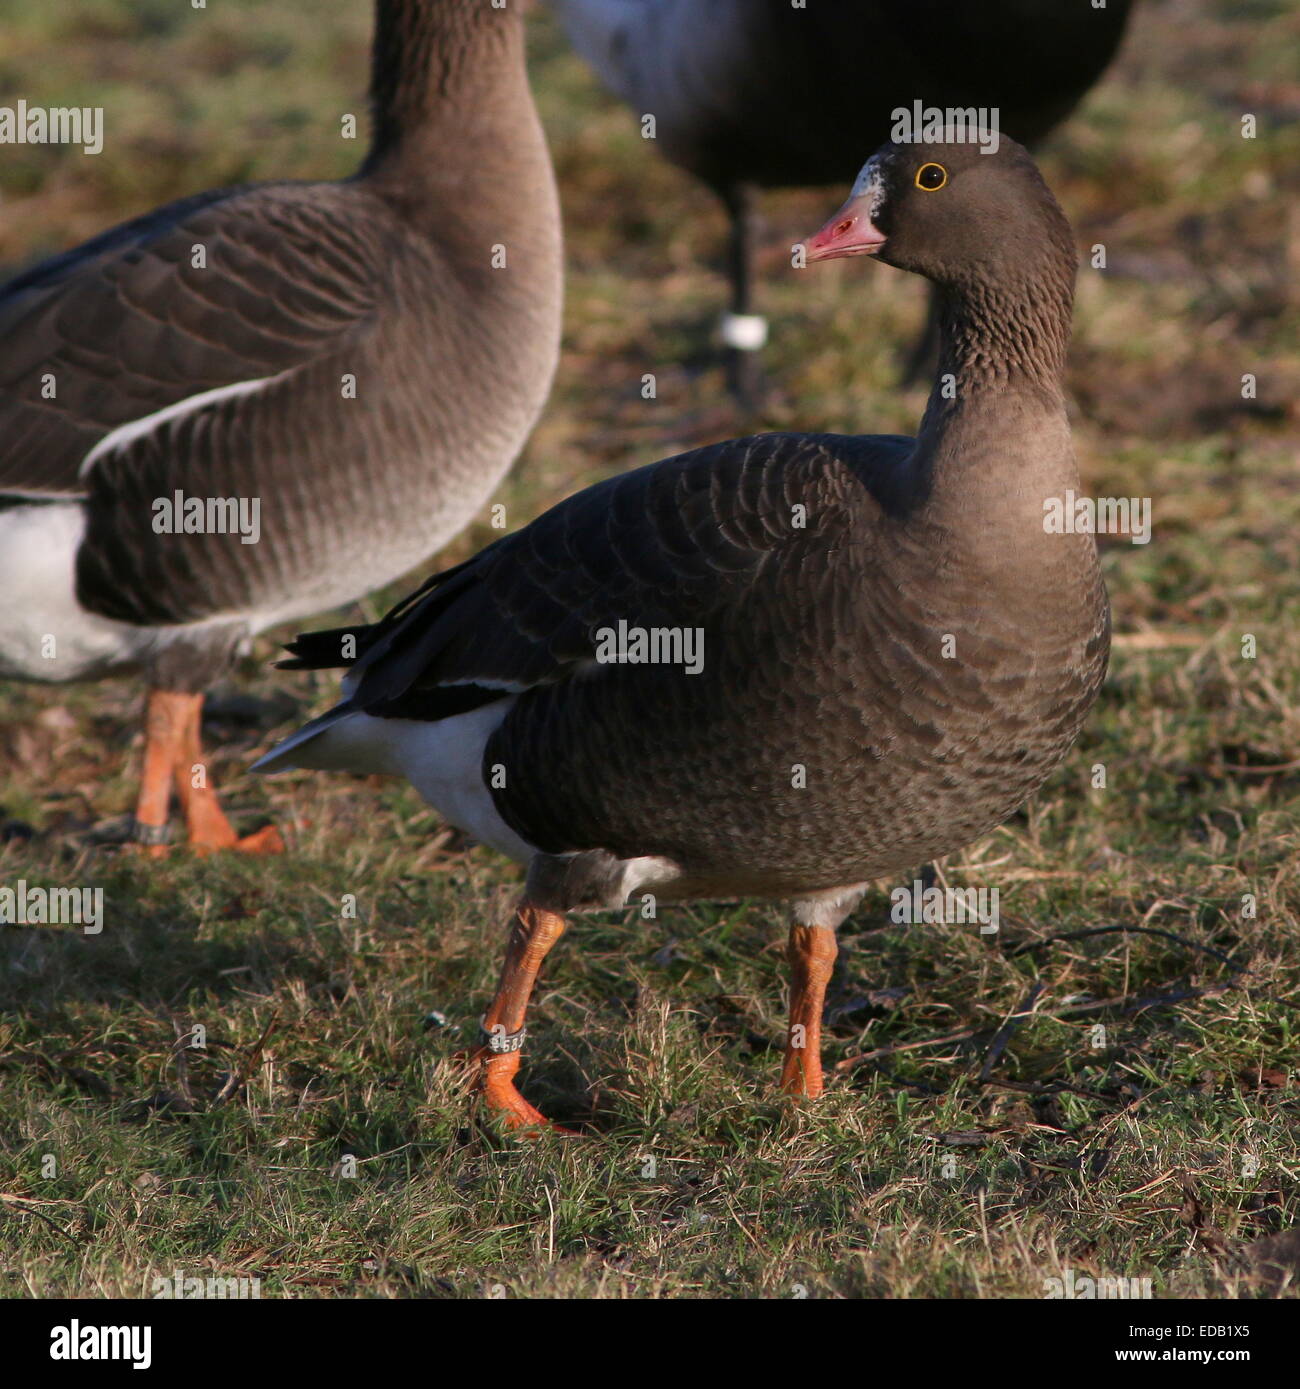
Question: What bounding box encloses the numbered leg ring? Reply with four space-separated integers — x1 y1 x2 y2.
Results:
479 1018 527 1054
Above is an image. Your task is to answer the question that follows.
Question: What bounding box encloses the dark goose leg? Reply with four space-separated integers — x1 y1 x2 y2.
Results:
473 901 574 1135
721 182 767 411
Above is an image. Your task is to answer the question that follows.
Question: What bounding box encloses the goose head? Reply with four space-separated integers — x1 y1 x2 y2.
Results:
804 136 1075 289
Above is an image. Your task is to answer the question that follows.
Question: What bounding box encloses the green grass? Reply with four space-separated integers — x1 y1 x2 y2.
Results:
1 0 1298 1299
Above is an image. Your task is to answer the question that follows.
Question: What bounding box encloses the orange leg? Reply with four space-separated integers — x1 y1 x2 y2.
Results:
133 689 283 856
132 690 189 858
470 901 572 1134
171 693 283 856
779 922 838 1098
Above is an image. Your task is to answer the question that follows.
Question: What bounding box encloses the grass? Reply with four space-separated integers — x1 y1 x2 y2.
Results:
1 0 1298 1299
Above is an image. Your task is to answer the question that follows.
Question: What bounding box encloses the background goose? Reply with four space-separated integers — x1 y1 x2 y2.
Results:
255 136 1110 1131
0 0 562 853
548 0 1133 401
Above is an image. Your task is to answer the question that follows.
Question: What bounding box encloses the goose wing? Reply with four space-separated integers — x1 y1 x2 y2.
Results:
282 430 912 722
0 181 382 498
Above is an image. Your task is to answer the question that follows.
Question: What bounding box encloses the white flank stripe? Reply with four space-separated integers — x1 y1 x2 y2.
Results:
78 371 291 476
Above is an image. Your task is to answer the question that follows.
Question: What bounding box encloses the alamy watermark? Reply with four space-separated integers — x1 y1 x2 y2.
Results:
152 490 261 544
49 1322 149 1368
152 1269 261 1299
890 103 1000 154
1 880 102 934
1043 1267 1153 1299
1044 491 1151 545
1 100 103 155
593 620 704 675
890 878 1000 935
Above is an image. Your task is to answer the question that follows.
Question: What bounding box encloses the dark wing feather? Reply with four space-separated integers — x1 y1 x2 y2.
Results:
296 431 909 722
0 181 381 496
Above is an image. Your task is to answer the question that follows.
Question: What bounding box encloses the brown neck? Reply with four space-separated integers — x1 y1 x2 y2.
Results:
907 261 1079 535
931 262 1074 403
361 0 527 171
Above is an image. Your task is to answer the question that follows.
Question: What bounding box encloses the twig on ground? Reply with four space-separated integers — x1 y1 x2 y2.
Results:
976 982 1046 1082
0 1193 79 1245
211 1010 279 1107
170 1018 197 1111
1006 924 1242 971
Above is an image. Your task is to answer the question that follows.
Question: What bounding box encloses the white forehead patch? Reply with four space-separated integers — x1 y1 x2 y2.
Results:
850 156 886 218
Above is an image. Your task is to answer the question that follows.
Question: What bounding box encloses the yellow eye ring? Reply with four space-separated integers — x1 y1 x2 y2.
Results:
915 162 947 191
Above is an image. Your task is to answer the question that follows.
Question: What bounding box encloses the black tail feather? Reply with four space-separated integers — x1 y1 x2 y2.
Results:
275 552 488 678
276 624 377 671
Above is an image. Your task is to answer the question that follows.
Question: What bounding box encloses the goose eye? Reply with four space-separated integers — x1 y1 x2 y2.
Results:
915 162 947 191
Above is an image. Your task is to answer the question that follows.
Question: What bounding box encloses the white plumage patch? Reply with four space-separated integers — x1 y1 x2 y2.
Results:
78 373 288 476
0 501 150 680
850 155 887 220
254 697 538 863
255 693 687 906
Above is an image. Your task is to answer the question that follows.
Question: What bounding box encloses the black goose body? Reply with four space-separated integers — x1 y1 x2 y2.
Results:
551 0 1134 194
258 138 1110 914
0 0 562 688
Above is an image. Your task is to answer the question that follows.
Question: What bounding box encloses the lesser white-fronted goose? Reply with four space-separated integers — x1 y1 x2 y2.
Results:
255 136 1110 1130
0 0 562 853
549 0 1132 399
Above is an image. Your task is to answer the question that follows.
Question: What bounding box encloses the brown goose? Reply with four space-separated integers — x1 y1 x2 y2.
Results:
549 0 1133 399
0 0 561 853
255 136 1110 1129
